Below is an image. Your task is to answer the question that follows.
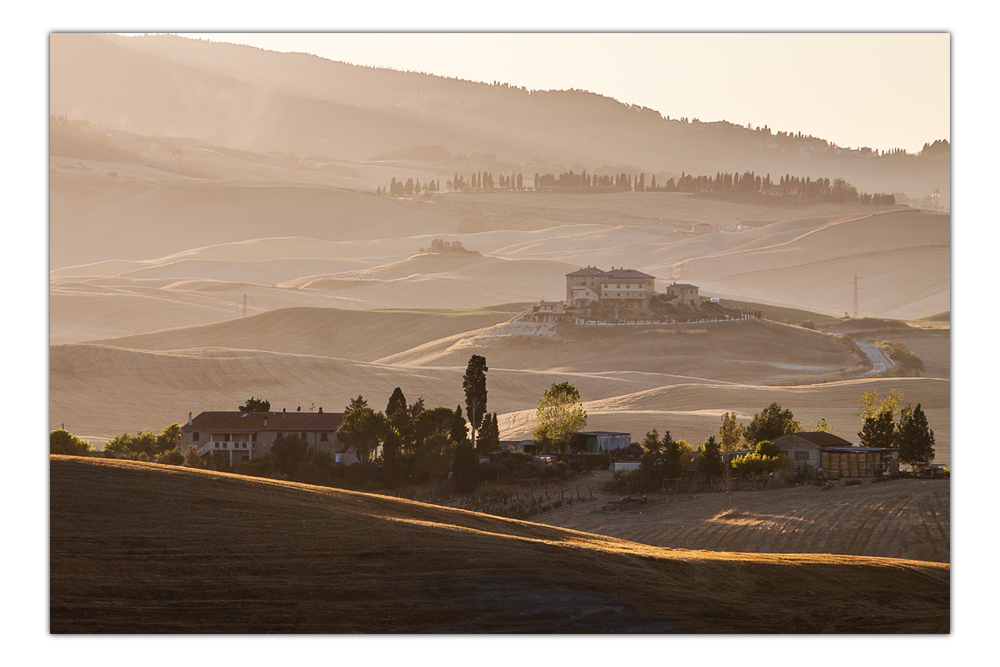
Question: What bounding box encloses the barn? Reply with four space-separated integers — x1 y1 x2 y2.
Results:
571 431 631 453
819 447 899 479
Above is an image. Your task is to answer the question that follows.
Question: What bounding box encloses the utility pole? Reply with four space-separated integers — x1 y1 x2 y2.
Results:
851 275 861 318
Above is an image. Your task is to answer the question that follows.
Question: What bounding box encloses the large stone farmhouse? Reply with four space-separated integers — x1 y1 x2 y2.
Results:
180 409 348 467
664 282 703 306
565 266 657 310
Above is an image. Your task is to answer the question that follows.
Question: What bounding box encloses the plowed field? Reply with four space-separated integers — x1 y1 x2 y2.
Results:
539 475 950 563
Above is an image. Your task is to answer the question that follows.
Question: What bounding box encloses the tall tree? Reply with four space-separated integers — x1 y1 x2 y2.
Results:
462 355 488 447
696 436 724 478
345 395 369 415
719 412 745 452
858 409 895 450
477 412 500 455
532 382 587 453
662 431 683 478
641 429 662 455
450 405 469 446
743 402 800 447
895 404 935 464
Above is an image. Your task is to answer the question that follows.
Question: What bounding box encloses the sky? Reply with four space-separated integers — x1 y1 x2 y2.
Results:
177 32 950 154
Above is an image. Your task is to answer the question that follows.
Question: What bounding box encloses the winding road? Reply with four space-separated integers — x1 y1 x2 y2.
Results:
854 341 896 376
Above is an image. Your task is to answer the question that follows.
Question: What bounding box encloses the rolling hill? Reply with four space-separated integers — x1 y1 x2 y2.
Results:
50 456 950 633
50 33 949 199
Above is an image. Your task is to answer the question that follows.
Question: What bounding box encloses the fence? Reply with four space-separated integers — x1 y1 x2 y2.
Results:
580 314 758 326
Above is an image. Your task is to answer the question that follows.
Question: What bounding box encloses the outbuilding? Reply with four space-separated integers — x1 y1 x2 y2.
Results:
819 447 899 479
771 432 853 471
570 431 631 453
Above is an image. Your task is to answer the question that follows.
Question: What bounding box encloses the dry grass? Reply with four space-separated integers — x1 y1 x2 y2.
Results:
50 456 949 633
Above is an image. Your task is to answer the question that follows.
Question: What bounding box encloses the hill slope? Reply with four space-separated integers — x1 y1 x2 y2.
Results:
50 457 949 633
50 33 949 198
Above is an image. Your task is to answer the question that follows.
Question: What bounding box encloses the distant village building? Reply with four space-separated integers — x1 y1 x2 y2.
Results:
565 266 656 310
531 300 567 323
180 408 351 466
692 221 719 235
428 239 468 253
664 282 703 306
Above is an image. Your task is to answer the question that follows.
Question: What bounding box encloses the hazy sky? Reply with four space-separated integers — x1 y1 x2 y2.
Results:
178 32 950 154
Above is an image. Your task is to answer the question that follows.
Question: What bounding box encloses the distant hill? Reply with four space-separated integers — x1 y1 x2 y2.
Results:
50 33 949 198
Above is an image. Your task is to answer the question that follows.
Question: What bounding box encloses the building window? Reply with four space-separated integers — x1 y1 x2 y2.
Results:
321 432 328 442
276 432 282 439
251 433 257 442
301 432 307 440
795 451 810 460
193 432 199 442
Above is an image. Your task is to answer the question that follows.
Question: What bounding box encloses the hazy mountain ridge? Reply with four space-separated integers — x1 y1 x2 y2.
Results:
51 34 948 198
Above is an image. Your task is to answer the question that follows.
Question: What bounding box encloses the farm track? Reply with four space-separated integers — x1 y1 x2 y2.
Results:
539 478 949 564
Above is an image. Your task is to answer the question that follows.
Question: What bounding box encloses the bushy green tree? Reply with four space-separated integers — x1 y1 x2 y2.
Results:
155 448 184 466
743 402 800 447
895 403 935 465
339 403 393 468
532 382 588 453
184 444 205 468
50 429 94 456
271 433 309 476
239 397 271 412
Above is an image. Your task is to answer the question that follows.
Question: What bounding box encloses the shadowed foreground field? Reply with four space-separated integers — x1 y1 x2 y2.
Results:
50 457 949 633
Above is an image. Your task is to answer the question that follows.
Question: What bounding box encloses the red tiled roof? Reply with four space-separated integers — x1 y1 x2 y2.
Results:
774 432 853 447
181 411 344 432
566 267 608 277
601 269 655 280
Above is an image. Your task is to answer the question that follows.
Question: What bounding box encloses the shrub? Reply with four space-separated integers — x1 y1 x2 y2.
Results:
155 448 184 466
235 456 273 478
50 429 94 456
731 452 792 476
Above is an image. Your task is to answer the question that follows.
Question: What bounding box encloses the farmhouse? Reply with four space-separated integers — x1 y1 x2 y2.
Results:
180 408 348 466
664 282 703 306
531 300 568 322
566 266 656 309
772 432 853 470
771 432 898 478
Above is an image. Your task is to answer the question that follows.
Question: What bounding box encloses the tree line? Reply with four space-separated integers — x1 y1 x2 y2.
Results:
611 391 936 494
378 167 894 205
